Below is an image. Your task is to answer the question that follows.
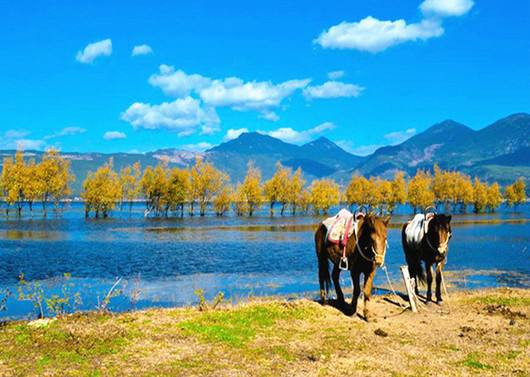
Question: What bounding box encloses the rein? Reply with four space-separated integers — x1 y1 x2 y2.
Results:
353 222 386 264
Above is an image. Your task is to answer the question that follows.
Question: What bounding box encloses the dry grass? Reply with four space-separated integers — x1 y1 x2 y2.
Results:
0 288 528 376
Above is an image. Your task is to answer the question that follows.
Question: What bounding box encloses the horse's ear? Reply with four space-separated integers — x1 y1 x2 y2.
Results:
383 215 391 226
446 214 452 223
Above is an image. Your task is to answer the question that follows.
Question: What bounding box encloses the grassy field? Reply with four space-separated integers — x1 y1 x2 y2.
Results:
0 288 528 376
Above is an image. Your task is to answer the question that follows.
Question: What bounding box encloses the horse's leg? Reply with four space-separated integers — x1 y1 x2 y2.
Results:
435 261 444 304
363 268 376 321
426 262 433 303
351 270 361 315
332 264 345 306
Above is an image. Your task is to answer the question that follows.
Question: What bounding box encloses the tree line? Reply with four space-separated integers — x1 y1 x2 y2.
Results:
0 150 526 218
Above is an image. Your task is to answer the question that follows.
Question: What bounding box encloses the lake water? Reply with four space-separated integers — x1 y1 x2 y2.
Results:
0 203 528 319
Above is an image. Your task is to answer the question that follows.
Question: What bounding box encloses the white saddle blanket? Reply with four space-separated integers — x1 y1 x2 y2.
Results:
405 213 433 246
322 208 357 244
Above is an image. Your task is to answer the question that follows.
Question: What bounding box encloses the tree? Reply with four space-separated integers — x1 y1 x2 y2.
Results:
297 189 312 214
453 172 473 213
309 179 340 215
239 162 263 216
472 177 488 213
263 162 291 216
0 156 16 215
233 184 249 216
213 185 233 216
140 164 169 216
486 182 502 212
407 170 434 213
38 149 73 216
390 171 407 213
24 159 41 216
82 159 121 218
375 178 393 214
119 162 141 214
166 167 191 217
432 165 452 211
190 158 226 216
287 168 305 215
504 178 526 210
346 175 369 209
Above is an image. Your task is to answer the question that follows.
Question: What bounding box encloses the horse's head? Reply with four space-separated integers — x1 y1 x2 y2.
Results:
426 214 452 258
358 214 391 266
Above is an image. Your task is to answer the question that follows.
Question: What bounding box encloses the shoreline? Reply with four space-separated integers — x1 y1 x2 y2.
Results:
0 287 528 376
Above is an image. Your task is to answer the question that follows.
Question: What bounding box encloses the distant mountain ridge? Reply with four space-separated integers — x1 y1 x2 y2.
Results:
0 113 528 194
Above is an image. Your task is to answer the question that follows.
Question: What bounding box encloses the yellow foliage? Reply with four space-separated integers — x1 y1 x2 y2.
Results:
407 170 434 212
263 162 291 215
190 158 227 216
309 179 339 215
239 162 263 216
82 159 121 218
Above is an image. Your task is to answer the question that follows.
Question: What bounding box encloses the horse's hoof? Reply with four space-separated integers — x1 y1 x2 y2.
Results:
425 300 432 306
436 300 444 306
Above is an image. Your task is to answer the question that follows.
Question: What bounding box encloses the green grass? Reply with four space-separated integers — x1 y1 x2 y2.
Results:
471 295 530 307
179 303 312 348
461 353 493 370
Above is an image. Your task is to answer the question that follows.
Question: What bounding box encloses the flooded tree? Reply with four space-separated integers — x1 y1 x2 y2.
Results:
504 178 526 210
238 162 263 216
119 162 141 214
82 159 121 218
407 170 435 213
263 162 291 216
309 178 339 215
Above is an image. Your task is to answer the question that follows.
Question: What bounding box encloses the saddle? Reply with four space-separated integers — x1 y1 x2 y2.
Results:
404 213 434 246
322 208 362 247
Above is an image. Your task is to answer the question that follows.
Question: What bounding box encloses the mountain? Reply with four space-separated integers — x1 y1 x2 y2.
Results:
1 113 528 194
205 133 363 182
354 113 530 184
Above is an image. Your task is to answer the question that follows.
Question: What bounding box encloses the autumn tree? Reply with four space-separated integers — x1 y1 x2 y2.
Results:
38 149 73 216
288 168 305 215
119 162 141 214
309 179 340 215
297 189 312 214
346 175 369 210
375 178 393 214
472 177 488 213
407 170 435 213
0 156 16 215
213 185 233 216
232 184 249 216
390 171 407 213
238 162 263 216
263 162 291 216
82 159 121 218
504 178 526 210
140 164 169 216
486 182 503 212
166 167 190 217
189 158 226 216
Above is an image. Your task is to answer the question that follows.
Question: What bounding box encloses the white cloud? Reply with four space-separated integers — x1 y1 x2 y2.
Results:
303 81 363 99
76 39 112 63
327 70 344 80
132 44 153 56
384 128 416 144
44 126 86 140
121 97 220 136
315 16 443 52
148 65 212 97
420 0 474 17
198 77 310 111
180 142 213 152
260 111 280 122
4 129 29 139
103 131 127 140
259 122 335 144
223 128 249 141
149 65 310 114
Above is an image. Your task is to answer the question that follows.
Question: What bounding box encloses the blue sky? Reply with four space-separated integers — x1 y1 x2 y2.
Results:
1 0 529 155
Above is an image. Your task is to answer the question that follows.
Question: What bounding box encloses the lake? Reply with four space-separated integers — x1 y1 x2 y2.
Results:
0 203 528 319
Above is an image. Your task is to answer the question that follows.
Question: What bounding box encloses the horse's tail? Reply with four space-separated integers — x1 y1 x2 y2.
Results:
315 224 331 297
402 223 425 284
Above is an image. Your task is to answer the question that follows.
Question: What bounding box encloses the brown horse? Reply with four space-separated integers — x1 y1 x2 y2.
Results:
315 214 390 320
402 213 452 304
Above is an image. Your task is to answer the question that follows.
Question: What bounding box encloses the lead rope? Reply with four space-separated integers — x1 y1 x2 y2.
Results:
440 269 452 313
381 263 407 309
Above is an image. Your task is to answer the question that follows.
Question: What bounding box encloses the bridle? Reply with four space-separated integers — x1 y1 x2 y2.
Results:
424 217 451 254
353 219 387 265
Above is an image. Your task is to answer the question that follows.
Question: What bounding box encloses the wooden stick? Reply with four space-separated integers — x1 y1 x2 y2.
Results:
400 265 418 313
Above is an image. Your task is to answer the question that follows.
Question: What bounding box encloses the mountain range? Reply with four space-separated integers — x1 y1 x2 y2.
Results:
1 113 528 195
